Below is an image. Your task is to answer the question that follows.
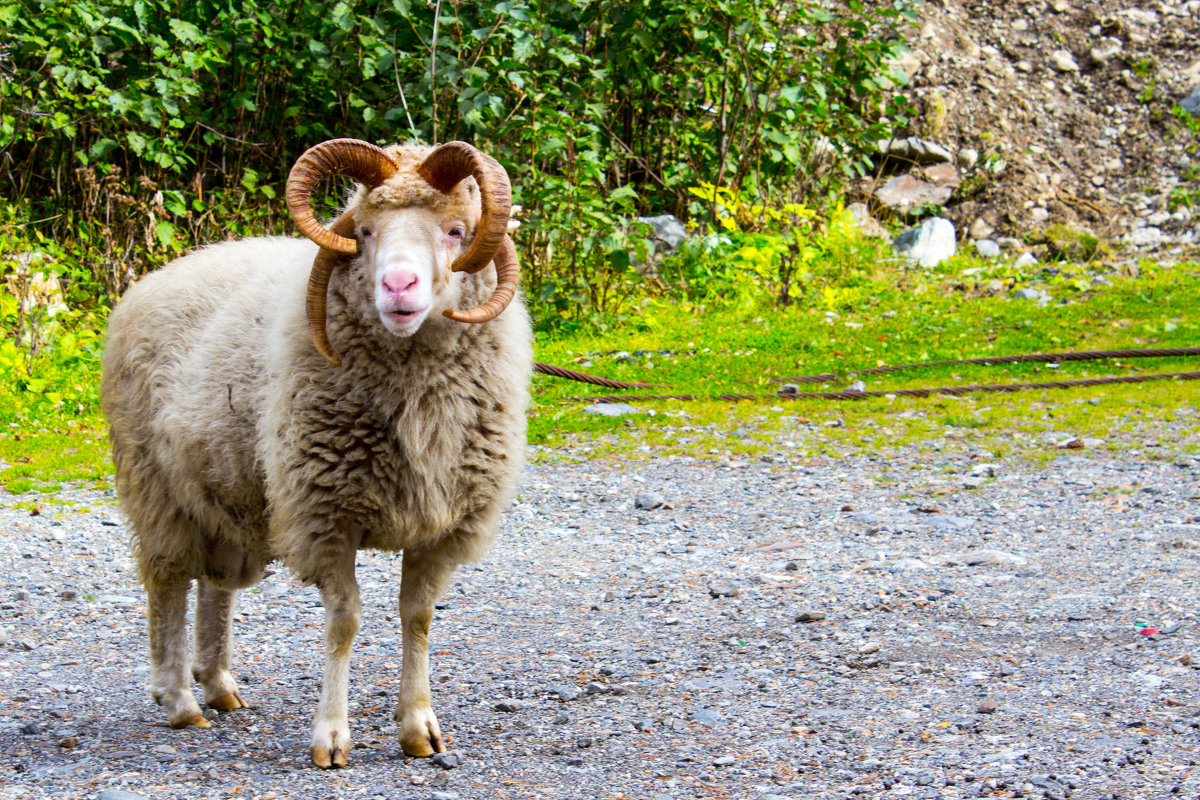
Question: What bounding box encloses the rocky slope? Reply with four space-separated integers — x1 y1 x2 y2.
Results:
868 0 1200 257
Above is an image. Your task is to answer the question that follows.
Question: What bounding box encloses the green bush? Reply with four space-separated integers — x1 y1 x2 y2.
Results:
2 0 915 316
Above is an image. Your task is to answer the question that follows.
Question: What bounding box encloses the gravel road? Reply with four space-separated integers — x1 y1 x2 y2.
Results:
1 443 1198 800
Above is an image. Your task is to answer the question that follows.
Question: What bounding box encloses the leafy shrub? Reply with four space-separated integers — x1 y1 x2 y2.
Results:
2 0 916 313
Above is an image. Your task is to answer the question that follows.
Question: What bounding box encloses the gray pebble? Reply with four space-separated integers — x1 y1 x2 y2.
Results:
98 791 151 800
707 581 739 598
547 683 581 702
635 492 665 510
492 700 523 712
430 750 462 770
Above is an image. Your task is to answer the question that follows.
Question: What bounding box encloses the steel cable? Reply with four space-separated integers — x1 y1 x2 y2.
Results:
783 346 1200 381
565 371 1200 404
531 345 1200 404
533 362 657 390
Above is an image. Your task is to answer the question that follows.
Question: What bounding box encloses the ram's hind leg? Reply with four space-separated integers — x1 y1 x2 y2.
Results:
147 579 209 729
193 579 248 712
394 546 458 757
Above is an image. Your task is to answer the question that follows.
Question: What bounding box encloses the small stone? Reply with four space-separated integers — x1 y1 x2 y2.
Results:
858 642 882 655
547 684 581 702
493 700 524 713
957 147 980 169
635 492 665 510
1012 287 1041 301
692 708 722 726
1182 87 1200 118
430 750 462 770
713 755 737 767
99 791 151 800
708 581 739 598
974 239 1001 258
1127 227 1164 248
1089 37 1123 65
20 722 38 735
635 214 688 251
1050 49 1080 73
940 549 1028 567
847 202 890 239
978 699 999 714
1014 252 1038 269
876 136 954 164
584 403 646 418
796 610 827 623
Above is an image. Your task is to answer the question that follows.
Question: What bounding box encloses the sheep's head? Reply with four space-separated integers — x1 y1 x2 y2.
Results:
285 138 519 366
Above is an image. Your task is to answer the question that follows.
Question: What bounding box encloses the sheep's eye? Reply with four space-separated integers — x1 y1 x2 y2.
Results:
359 227 373 239
448 227 464 240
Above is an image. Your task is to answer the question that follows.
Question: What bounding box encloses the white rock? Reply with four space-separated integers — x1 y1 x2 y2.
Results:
974 239 1002 258
893 218 957 268
939 550 1028 567
584 403 647 417
1126 227 1164 248
1050 49 1080 73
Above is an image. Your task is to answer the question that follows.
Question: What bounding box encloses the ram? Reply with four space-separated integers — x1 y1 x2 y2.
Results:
101 139 532 768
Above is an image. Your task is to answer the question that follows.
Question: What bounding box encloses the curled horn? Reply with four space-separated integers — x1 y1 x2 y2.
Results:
418 141 520 324
286 138 399 254
304 210 356 367
288 139 399 366
444 235 519 324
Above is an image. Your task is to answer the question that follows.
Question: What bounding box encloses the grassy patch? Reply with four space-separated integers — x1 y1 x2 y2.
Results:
0 416 111 495
1 251 1197 498
529 257 1200 464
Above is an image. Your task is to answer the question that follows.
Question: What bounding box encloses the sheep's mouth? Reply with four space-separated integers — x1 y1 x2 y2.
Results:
382 307 428 327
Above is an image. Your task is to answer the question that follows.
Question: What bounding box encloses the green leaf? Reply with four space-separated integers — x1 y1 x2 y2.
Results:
154 220 176 246
168 18 203 45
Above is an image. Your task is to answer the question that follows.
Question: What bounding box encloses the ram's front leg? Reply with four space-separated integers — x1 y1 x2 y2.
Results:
309 521 365 769
394 546 458 757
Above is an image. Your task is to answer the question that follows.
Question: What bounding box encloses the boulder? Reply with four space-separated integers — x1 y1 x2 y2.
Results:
892 217 957 268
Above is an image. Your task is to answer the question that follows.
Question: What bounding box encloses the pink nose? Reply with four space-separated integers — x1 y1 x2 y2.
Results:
381 269 418 301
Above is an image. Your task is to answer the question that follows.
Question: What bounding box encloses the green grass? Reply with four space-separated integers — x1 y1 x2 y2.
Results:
1 253 1197 498
527 256 1200 464
0 417 111 495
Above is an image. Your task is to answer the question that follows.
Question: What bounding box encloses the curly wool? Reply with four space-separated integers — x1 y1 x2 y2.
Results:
352 144 480 218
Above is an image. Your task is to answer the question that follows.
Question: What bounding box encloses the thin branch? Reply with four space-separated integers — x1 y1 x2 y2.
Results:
598 121 667 188
469 15 505 69
430 0 443 142
194 121 266 148
392 35 419 140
